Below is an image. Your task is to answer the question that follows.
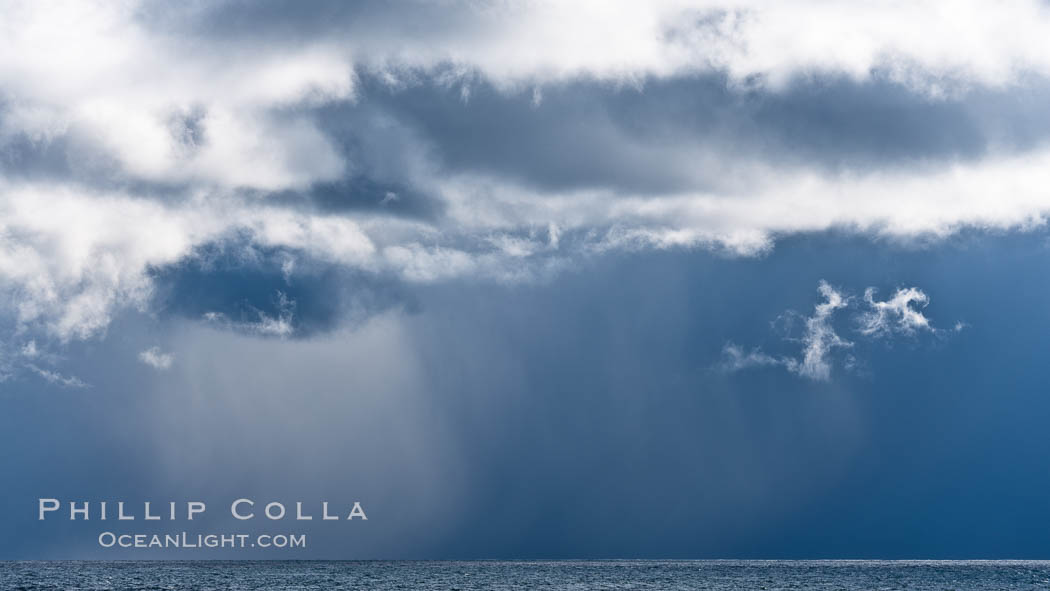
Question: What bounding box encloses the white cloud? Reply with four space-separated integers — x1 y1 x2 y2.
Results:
138 346 174 370
201 291 297 338
793 281 852 381
720 343 791 372
20 340 39 359
0 0 352 191
719 281 851 381
434 149 1050 256
26 363 88 388
0 182 386 342
723 281 957 381
859 287 933 337
250 293 297 338
0 183 228 341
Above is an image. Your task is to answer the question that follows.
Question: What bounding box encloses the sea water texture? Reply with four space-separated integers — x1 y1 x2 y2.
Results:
4 560 1050 590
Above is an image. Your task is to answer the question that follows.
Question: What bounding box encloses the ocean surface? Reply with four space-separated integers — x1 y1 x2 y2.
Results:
4 560 1050 590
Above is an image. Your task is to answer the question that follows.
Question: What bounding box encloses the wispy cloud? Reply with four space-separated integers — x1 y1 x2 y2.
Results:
20 340 39 359
859 287 933 337
25 364 88 389
723 281 955 381
793 281 853 380
720 281 852 381
0 340 86 386
721 343 792 372
202 291 296 338
138 346 175 370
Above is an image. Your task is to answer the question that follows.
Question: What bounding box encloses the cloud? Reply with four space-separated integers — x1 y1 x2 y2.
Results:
201 291 296 338
249 293 296 338
720 343 792 372
793 281 853 380
1 0 1049 352
149 0 1050 92
859 287 933 337
20 340 39 359
0 338 83 386
723 281 952 381
720 281 852 380
25 363 88 388
138 346 174 370
1 1 351 191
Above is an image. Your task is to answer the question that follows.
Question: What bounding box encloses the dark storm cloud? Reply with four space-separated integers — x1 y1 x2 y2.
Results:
259 101 446 218
14 0 1050 207
135 0 479 45
0 127 73 183
125 0 1050 196
7 30 1050 211
318 71 1050 196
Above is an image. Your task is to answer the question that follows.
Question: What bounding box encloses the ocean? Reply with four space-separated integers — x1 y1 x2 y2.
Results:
3 560 1050 590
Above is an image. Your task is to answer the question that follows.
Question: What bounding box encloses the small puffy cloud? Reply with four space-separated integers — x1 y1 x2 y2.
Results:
20 340 39 359
138 346 174 370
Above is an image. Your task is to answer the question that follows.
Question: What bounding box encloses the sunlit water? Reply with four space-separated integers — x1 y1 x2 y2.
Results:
5 560 1050 590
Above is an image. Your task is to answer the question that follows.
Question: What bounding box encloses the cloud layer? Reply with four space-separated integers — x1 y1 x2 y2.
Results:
2 0 1049 362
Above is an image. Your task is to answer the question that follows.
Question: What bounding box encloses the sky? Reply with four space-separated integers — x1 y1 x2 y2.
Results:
3 0 1050 558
